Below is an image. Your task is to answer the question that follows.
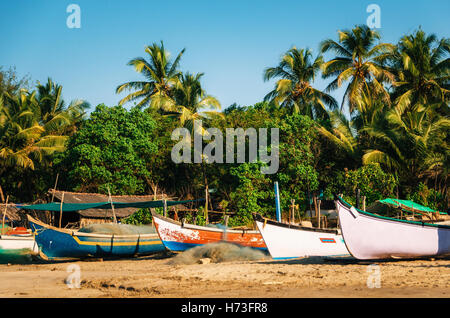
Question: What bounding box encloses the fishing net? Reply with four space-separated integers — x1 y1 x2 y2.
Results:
167 242 269 265
78 223 156 235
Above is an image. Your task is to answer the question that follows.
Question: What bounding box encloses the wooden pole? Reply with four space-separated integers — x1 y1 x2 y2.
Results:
356 189 360 209
0 185 5 203
204 186 209 224
59 192 65 228
290 199 295 224
306 170 313 221
107 186 117 223
317 199 321 229
50 173 59 226
313 196 319 228
362 196 366 211
2 195 9 235
224 215 229 227
163 199 167 217
51 173 59 203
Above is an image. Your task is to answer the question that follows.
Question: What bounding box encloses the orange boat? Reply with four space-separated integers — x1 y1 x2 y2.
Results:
151 212 267 252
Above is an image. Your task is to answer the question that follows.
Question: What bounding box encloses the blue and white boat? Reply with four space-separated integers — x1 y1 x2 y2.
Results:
27 215 165 260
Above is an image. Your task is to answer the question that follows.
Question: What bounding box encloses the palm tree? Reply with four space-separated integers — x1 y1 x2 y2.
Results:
317 109 360 168
320 24 395 114
35 78 89 134
157 72 222 134
388 29 450 116
264 47 338 119
0 90 67 171
116 41 185 108
362 102 450 191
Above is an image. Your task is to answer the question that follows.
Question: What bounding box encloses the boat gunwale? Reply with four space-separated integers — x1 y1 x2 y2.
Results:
252 213 340 234
27 215 159 239
151 211 260 235
336 196 450 230
0 234 35 240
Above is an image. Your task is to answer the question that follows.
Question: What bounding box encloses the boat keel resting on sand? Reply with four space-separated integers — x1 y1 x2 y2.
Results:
151 211 267 252
27 215 165 260
335 196 450 260
253 213 350 259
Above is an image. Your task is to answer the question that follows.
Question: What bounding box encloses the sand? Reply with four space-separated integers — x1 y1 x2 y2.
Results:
0 252 448 298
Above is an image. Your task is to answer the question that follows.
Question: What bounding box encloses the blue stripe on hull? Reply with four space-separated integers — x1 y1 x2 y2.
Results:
30 221 166 259
162 240 268 253
162 240 200 252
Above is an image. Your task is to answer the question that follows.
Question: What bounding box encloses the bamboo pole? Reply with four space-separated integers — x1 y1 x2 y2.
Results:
2 195 9 235
59 192 65 228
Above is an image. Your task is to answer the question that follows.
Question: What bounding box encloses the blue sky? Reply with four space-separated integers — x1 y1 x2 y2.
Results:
1 0 449 112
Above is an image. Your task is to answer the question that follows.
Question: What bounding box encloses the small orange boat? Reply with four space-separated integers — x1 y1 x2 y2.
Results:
151 212 267 252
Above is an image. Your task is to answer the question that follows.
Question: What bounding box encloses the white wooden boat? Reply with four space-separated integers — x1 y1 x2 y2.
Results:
253 213 350 259
0 234 38 253
335 196 450 260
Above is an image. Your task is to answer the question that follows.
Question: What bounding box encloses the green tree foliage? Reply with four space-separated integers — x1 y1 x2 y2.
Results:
54 105 157 195
0 75 85 201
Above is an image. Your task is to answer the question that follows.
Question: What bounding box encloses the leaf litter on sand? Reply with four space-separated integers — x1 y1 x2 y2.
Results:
167 242 269 265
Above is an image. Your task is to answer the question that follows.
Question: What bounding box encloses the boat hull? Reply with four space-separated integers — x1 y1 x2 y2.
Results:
253 214 350 259
28 216 165 260
0 235 38 253
335 197 450 260
152 212 267 252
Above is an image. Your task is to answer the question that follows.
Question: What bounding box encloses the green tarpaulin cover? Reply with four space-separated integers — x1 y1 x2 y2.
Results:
18 199 204 212
377 198 445 215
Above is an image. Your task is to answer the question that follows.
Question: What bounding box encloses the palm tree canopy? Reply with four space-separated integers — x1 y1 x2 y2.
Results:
264 47 338 119
320 24 395 114
116 41 185 108
388 29 450 115
154 72 222 134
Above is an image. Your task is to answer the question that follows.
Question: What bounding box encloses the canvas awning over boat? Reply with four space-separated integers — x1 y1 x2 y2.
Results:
367 198 446 216
17 199 204 212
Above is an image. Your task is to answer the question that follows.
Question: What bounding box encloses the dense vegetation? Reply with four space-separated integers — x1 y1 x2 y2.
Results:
1 25 448 225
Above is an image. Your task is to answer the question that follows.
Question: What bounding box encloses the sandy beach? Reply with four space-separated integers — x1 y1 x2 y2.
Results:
0 248 448 298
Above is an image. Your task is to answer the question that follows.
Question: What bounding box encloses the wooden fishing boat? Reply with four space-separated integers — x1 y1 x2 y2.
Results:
335 196 450 260
0 234 38 253
253 213 350 259
27 215 165 260
151 212 267 252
